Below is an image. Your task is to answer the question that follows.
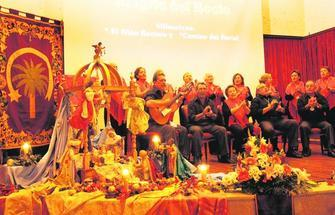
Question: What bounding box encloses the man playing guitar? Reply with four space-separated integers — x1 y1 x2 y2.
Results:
144 70 190 159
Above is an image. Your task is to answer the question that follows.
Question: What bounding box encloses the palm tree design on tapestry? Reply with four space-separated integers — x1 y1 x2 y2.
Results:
12 59 48 119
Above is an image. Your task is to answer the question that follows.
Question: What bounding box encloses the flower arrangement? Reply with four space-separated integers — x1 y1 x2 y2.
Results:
221 136 316 196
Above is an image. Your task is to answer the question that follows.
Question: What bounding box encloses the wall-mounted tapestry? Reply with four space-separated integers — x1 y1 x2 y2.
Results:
0 8 63 149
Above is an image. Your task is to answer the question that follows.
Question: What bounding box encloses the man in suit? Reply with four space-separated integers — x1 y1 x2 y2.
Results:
188 82 230 164
297 80 335 157
251 83 302 158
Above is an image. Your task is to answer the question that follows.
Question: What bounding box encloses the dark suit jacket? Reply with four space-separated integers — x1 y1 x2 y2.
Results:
297 92 329 123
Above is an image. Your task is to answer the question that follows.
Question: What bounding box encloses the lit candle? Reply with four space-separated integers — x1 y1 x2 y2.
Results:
151 135 161 150
198 164 209 181
122 168 130 192
20 142 32 158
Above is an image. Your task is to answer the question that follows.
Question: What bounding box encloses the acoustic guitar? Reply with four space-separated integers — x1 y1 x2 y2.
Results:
149 83 192 125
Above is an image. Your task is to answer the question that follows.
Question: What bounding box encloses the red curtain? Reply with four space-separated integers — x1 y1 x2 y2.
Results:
264 27 335 99
304 29 335 80
264 37 304 96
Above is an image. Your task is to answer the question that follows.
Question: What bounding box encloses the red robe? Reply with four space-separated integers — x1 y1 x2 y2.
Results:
285 81 305 121
69 93 94 130
235 85 251 101
316 76 335 109
225 98 249 128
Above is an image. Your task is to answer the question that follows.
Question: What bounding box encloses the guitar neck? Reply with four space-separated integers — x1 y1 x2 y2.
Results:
163 83 192 108
166 93 182 108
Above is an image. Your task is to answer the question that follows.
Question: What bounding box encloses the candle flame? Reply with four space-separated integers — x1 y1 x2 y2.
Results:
21 142 31 154
122 168 130 177
198 164 209 173
152 135 161 144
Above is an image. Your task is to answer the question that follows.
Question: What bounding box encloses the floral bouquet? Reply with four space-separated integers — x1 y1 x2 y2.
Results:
221 136 315 196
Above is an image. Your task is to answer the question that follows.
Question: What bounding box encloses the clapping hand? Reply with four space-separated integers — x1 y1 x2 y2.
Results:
296 86 304 94
307 96 321 111
240 100 248 108
275 103 285 113
203 105 211 114
268 99 278 109
308 97 317 107
203 106 214 117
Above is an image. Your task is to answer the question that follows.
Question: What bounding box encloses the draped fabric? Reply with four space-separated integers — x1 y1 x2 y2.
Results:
264 37 304 97
264 27 335 100
4 95 70 187
0 9 63 148
2 181 335 215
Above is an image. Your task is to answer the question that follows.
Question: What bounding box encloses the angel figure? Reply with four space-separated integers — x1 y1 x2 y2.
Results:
92 42 105 60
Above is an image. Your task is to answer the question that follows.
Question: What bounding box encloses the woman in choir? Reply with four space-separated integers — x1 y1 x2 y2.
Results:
222 85 253 153
232 73 253 103
285 70 305 121
315 66 335 127
178 72 197 105
134 67 151 98
204 73 224 106
259 73 280 99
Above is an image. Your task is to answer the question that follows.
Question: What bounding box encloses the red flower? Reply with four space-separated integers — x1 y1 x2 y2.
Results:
271 154 282 165
245 144 252 154
260 143 268 154
253 124 261 136
283 164 292 176
237 167 250 182
267 144 273 153
244 157 257 165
